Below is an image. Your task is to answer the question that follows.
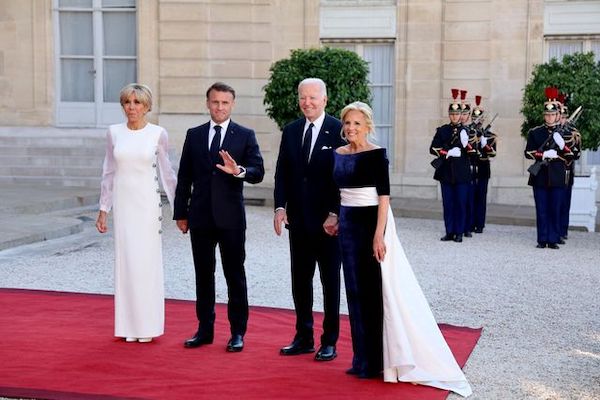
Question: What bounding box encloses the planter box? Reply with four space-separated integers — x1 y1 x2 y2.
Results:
570 167 598 232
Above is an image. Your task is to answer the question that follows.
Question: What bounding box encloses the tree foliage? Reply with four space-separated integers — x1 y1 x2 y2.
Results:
520 52 600 150
263 47 371 131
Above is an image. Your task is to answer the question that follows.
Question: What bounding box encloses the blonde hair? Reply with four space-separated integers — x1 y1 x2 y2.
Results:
340 101 375 138
119 83 153 112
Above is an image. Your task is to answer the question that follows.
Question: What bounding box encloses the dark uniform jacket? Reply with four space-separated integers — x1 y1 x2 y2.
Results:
563 125 582 186
430 123 471 184
476 130 497 180
524 124 574 188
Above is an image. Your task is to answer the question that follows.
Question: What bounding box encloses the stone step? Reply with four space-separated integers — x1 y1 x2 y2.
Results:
0 145 105 157
0 136 105 146
0 186 99 215
0 214 85 251
0 155 104 167
0 166 102 177
0 176 101 188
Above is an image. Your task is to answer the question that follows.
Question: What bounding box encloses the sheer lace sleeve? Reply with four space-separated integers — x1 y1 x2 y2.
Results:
157 127 177 208
99 129 116 212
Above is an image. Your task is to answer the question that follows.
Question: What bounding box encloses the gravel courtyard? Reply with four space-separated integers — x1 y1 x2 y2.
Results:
0 205 598 400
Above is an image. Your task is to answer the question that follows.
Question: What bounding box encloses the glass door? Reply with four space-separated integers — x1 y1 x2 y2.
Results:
54 0 136 127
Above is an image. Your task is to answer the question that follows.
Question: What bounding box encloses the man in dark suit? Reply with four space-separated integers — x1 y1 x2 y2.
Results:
174 82 264 352
273 78 344 362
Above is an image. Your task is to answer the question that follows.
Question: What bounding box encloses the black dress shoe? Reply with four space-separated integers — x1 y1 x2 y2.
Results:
184 332 213 348
561 235 568 240
314 345 337 361
474 227 483 233
547 243 560 249
453 234 463 243
440 234 454 241
280 339 315 355
536 243 546 249
558 238 565 245
226 334 244 352
464 231 472 238
345 367 360 375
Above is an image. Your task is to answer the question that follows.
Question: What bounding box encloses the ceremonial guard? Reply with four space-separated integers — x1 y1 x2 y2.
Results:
557 93 582 240
430 89 473 243
459 90 477 237
524 87 575 249
471 95 497 233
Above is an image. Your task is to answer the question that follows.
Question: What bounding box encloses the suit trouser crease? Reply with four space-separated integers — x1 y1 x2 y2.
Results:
288 228 341 346
190 227 248 336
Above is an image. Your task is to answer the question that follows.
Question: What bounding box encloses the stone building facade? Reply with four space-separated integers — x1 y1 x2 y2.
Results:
1 0 599 204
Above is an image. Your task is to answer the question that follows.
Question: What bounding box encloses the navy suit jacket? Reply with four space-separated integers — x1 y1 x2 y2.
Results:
273 114 344 233
173 120 264 230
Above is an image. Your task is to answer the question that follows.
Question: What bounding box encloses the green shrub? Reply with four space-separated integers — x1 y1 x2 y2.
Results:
263 47 371 130
520 52 600 150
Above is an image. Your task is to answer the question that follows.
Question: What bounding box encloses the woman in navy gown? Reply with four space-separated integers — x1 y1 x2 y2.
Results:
331 101 472 397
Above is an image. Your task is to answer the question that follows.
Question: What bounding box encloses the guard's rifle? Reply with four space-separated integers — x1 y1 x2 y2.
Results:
468 112 487 144
556 105 583 137
527 106 582 176
476 113 498 138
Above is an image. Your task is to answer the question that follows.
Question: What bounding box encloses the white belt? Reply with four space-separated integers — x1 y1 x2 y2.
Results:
340 187 379 207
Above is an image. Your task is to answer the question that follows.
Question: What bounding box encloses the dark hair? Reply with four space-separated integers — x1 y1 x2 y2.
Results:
206 82 236 99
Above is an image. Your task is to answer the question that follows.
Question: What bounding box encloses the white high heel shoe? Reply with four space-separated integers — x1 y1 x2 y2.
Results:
125 337 137 342
138 337 153 343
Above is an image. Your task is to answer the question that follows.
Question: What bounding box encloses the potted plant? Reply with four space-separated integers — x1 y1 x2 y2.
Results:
263 47 371 130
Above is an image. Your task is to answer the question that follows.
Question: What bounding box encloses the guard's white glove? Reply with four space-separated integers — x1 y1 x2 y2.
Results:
446 147 462 158
460 129 468 147
542 149 558 159
480 135 488 147
552 132 565 150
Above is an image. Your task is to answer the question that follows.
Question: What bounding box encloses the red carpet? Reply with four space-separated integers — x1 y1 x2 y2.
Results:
0 289 481 400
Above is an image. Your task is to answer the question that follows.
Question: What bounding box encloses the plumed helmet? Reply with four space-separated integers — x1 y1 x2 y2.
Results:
449 88 461 114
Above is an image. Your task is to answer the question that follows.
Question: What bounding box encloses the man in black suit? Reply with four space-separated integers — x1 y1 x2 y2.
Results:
273 78 344 361
174 82 264 352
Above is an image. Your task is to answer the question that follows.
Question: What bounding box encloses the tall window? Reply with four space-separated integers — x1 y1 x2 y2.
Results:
55 0 137 126
546 38 600 168
324 42 395 160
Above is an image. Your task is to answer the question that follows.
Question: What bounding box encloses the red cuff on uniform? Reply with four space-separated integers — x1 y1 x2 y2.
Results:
534 151 543 159
440 150 448 156
564 145 571 153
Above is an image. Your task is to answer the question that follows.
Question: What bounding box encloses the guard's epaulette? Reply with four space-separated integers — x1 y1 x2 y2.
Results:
529 124 545 133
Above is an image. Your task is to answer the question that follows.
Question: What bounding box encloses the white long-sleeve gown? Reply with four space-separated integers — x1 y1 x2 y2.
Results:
99 123 177 339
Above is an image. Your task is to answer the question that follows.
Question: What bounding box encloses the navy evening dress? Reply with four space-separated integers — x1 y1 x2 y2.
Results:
333 147 472 397
333 148 390 377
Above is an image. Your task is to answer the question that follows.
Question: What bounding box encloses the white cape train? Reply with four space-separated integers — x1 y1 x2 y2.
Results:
380 207 472 397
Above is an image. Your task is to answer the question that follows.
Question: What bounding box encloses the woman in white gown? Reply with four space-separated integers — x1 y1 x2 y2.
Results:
96 84 177 343
331 102 472 397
